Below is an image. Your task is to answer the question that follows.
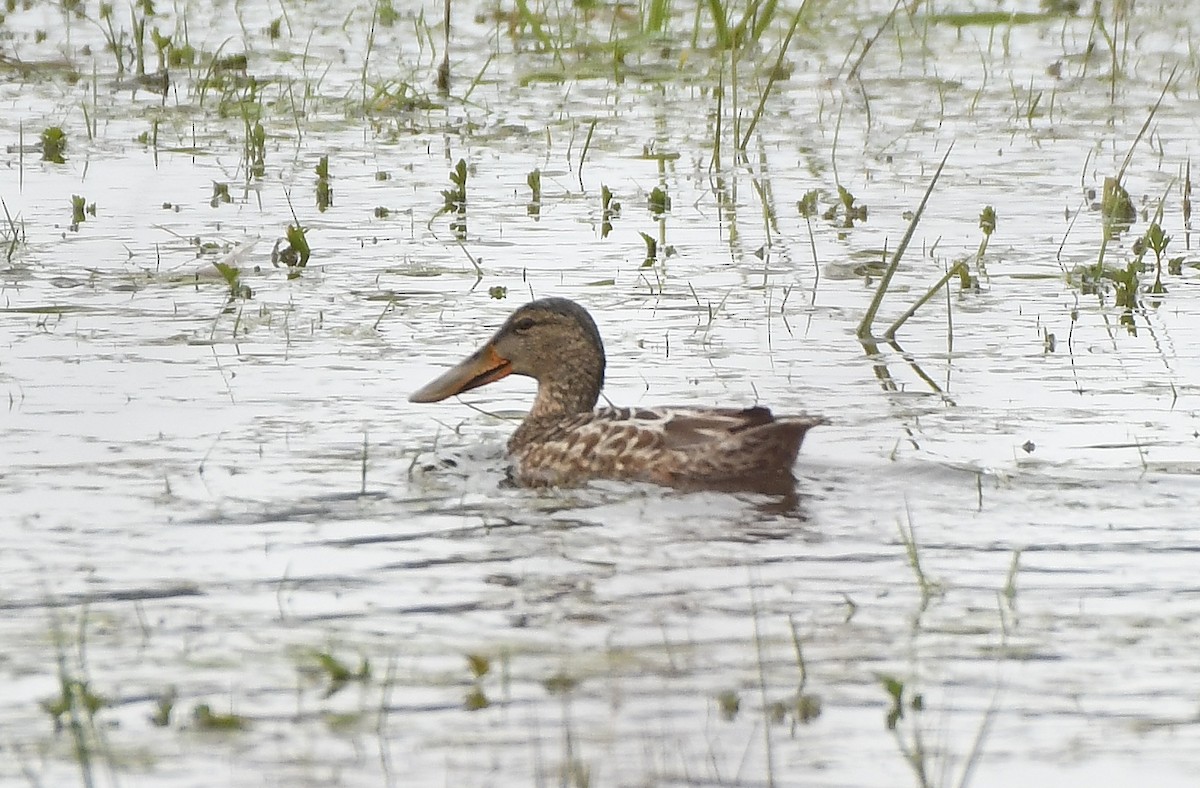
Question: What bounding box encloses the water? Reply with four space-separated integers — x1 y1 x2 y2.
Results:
3 0 1200 784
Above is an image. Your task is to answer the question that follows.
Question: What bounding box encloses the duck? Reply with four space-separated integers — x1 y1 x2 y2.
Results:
409 297 824 491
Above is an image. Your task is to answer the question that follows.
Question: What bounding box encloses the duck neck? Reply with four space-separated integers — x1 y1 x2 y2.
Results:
510 373 599 452
528 366 602 420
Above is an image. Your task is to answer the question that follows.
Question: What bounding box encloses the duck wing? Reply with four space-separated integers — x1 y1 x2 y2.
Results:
510 406 824 489
656 405 780 449
652 407 825 487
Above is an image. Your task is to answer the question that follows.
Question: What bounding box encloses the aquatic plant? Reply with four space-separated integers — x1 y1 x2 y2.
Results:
68 195 95 232
647 185 670 217
272 223 311 279
303 649 371 698
210 181 231 207
192 703 249 731
464 652 491 710
857 148 953 342
527 167 541 218
440 158 468 239
41 609 117 788
244 118 266 180
600 184 620 238
1 199 25 263
213 260 252 300
315 155 333 212
638 230 658 267
149 687 176 727
40 126 67 163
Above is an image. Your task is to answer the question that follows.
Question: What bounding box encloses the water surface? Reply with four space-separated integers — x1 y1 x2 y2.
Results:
3 0 1200 785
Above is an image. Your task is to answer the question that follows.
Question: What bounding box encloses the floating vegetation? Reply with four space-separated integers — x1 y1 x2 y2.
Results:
827 185 868 228
1135 221 1173 296
315 155 333 212
377 0 400 27
157 33 196 68
1 198 25 263
638 230 658 267
39 610 114 786
213 53 249 72
647 185 670 217
210 181 231 207
527 167 541 219
464 652 492 711
925 10 1064 28
149 687 177 727
466 653 490 678
40 126 67 163
214 259 253 300
716 689 740 721
441 158 468 240
272 223 311 279
1100 176 1136 239
244 119 266 180
41 677 108 732
600 184 620 238
192 703 249 732
966 205 997 286
880 674 921 732
365 78 439 114
68 195 95 231
792 692 822 724
795 186 868 230
796 189 819 218
303 649 371 698
542 671 579 695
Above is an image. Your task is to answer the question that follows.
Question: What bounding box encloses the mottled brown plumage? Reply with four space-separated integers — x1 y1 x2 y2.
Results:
410 298 824 491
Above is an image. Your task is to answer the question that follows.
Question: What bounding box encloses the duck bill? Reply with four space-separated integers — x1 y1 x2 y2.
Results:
409 344 513 403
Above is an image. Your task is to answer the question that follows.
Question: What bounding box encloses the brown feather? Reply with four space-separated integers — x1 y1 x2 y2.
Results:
508 406 825 489
412 298 825 492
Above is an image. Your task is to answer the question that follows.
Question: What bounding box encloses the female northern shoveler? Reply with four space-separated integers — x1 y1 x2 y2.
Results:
409 298 824 490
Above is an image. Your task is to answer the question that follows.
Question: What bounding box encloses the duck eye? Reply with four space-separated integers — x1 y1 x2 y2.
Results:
513 317 536 333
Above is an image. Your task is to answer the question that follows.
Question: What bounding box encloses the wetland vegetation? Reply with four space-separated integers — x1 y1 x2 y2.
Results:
3 0 1200 785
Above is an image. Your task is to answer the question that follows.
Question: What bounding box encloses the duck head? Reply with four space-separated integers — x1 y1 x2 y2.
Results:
409 297 607 418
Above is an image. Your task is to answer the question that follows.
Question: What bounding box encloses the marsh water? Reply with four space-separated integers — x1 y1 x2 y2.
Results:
4 0 1200 785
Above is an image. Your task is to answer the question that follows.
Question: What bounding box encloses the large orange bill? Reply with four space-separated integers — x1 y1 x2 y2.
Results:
409 344 513 403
